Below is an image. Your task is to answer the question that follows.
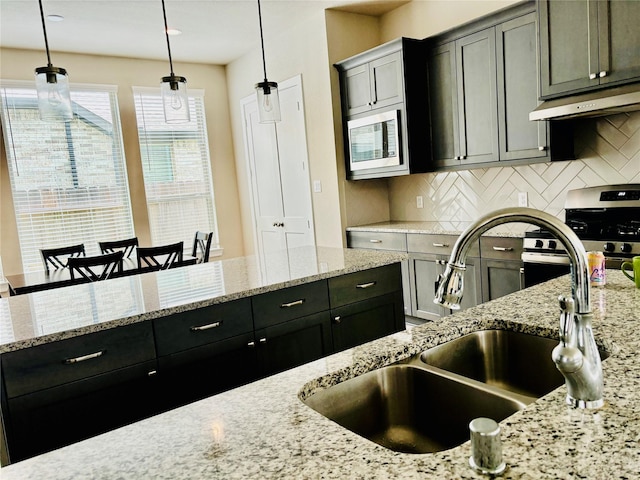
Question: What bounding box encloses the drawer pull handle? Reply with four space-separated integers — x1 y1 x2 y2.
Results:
64 350 104 364
432 243 449 248
281 299 304 308
259 337 267 344
247 341 256 348
356 281 376 289
369 239 382 243
493 246 514 252
333 316 341 324
148 370 157 377
190 321 222 331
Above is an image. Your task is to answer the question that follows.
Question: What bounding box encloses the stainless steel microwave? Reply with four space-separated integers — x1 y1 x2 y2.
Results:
347 110 401 171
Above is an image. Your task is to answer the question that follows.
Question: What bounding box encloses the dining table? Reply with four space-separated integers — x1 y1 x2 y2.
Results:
5 255 197 296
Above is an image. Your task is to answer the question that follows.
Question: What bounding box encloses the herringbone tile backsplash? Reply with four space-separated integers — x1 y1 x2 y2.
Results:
345 112 640 227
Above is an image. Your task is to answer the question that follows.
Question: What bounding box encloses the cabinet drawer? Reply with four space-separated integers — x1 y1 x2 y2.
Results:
329 263 402 309
407 233 479 257
347 231 407 251
480 236 523 260
1 322 156 399
252 280 329 330
153 298 253 357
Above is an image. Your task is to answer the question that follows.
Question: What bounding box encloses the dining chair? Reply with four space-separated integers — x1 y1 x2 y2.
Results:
68 251 125 282
99 237 139 258
137 242 184 271
41 244 86 275
192 231 213 264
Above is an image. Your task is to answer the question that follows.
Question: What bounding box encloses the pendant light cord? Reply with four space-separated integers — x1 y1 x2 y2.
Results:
38 0 52 66
257 0 268 82
161 0 175 76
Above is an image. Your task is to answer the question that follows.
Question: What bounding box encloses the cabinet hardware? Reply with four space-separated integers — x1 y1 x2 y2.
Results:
64 350 104 364
148 370 157 377
280 299 304 308
247 341 256 348
432 243 449 248
492 246 513 252
589 73 597 80
538 146 546 151
369 239 383 243
356 281 376 289
190 321 222 331
599 71 607 78
272 222 285 227
333 316 341 324
259 337 267 344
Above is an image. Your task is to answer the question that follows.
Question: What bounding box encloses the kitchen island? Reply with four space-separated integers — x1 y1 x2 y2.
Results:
1 268 638 478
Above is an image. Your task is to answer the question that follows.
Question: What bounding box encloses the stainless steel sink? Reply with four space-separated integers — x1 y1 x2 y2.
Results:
419 329 565 400
303 364 526 454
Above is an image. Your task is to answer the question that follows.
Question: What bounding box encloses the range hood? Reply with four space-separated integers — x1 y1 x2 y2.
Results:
530 82 640 121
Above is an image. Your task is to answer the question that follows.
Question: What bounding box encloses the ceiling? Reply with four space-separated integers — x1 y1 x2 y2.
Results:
0 0 409 65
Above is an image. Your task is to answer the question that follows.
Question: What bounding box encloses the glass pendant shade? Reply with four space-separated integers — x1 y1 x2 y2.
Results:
35 66 72 123
161 75 190 123
255 81 281 123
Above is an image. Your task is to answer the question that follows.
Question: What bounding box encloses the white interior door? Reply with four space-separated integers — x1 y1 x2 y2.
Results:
242 75 315 259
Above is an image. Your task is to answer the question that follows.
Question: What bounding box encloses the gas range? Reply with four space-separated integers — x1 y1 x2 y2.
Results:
524 184 640 262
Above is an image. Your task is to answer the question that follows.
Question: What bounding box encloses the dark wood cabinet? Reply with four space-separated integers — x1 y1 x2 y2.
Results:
479 236 524 302
1 323 158 462
538 0 640 98
335 38 430 179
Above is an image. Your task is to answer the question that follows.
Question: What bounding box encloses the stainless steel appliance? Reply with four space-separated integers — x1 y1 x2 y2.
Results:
347 109 401 171
522 184 640 287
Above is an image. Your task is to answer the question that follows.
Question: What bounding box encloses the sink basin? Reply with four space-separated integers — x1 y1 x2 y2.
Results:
419 329 565 399
303 364 525 454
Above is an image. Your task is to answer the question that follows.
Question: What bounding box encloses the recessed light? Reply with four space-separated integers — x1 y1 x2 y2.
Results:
47 14 64 22
166 28 182 36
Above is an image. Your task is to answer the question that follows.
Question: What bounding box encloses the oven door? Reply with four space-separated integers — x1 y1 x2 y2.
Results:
521 252 571 288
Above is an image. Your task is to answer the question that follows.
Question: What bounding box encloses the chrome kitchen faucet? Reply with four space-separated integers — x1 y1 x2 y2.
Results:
434 207 604 409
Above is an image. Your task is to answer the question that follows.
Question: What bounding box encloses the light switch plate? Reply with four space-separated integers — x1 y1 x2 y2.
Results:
416 196 424 209
313 180 322 193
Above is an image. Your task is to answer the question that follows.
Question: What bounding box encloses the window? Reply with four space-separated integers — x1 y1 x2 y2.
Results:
133 87 219 256
0 82 134 273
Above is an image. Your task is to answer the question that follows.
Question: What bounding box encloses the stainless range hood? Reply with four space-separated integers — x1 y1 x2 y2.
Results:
530 82 640 121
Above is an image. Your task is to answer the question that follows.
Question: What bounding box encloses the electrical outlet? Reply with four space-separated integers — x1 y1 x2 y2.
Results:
518 191 528 207
416 196 424 209
313 180 322 193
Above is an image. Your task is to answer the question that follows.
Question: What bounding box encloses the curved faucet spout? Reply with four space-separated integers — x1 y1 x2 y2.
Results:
434 207 603 409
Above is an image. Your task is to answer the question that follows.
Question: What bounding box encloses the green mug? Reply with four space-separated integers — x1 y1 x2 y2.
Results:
621 256 640 289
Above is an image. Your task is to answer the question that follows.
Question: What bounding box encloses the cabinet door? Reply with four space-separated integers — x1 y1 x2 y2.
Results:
369 52 404 111
409 253 445 320
428 41 461 168
496 13 548 161
481 258 523 303
538 0 598 97
256 311 333 377
331 291 404 352
344 64 372 116
456 28 499 165
598 0 640 85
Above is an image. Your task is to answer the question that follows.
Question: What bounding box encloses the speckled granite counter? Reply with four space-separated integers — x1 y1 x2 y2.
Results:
2 270 638 479
347 220 535 237
0 246 407 353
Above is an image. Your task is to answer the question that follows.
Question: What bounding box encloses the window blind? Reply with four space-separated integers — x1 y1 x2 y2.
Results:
0 82 135 273
133 88 219 256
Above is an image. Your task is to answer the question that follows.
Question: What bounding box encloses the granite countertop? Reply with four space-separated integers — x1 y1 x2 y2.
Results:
346 220 536 237
2 270 638 479
0 246 407 353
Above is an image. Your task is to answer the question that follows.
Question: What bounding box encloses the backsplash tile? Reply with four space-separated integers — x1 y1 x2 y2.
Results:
381 111 640 224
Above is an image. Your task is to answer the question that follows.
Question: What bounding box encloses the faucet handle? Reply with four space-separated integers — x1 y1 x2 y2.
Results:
558 295 575 345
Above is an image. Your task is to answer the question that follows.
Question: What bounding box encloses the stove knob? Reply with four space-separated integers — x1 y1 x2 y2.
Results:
548 240 557 250
621 243 632 253
603 242 615 253
535 239 544 248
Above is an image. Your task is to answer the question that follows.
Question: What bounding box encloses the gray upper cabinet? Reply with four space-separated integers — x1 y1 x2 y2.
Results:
344 52 404 117
496 12 548 161
538 0 640 99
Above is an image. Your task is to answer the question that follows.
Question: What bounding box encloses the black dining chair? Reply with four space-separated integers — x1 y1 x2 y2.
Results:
137 242 184 271
41 244 86 275
99 237 139 258
68 251 125 282
192 231 213 264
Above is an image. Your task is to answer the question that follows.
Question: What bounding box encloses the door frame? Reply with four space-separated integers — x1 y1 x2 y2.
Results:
240 74 316 259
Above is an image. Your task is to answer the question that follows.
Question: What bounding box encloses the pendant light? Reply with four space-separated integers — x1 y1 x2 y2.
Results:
255 0 281 123
160 0 190 123
35 0 73 122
